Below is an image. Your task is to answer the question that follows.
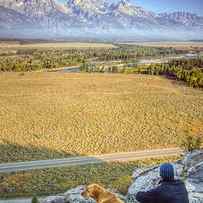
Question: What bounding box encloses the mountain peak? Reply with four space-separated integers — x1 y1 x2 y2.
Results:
0 0 58 17
158 11 203 27
0 0 202 39
118 0 131 6
67 0 107 14
109 0 154 18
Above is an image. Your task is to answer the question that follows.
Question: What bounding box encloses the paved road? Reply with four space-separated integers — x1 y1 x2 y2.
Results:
0 148 182 174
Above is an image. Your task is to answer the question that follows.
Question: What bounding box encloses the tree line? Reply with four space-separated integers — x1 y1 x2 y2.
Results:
0 50 85 72
0 45 183 72
131 59 203 88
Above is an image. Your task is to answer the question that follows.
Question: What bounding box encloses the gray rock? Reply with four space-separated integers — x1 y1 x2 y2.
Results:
183 151 203 169
127 150 203 203
188 162 203 182
186 161 203 203
126 194 139 203
114 193 127 202
42 196 66 203
129 166 161 195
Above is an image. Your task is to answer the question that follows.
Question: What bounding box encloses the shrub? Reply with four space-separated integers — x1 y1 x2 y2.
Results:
112 175 132 195
32 195 39 203
180 133 202 152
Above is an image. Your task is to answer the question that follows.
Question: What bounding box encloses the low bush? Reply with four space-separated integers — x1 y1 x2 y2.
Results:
180 133 202 152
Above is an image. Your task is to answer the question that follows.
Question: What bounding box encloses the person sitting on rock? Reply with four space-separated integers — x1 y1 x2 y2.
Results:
135 163 189 203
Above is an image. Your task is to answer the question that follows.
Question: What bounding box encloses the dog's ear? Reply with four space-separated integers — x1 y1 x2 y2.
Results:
88 184 100 199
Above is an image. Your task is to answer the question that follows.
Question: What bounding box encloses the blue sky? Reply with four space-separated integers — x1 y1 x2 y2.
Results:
58 0 203 15
134 0 203 15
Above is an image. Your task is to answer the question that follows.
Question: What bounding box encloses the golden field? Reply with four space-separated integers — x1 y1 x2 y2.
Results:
0 73 202 162
0 42 116 49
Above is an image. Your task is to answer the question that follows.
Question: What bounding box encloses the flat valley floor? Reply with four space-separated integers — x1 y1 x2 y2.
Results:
0 72 202 163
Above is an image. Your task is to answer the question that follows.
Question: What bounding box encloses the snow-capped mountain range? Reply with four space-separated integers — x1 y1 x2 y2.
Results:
0 0 203 40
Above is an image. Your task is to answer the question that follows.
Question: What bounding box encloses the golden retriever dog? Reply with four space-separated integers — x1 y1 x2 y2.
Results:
81 184 124 203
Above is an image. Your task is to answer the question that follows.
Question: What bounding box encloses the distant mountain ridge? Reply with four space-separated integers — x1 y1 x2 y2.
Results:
0 0 202 40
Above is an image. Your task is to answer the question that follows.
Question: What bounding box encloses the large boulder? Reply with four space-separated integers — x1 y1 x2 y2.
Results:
127 150 203 203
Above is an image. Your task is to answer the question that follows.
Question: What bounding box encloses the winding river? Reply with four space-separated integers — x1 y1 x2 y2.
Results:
55 53 199 73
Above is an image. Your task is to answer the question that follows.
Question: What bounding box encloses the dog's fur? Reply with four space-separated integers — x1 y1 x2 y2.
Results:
81 184 124 203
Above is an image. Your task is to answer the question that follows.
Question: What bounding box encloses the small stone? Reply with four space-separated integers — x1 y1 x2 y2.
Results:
42 196 65 203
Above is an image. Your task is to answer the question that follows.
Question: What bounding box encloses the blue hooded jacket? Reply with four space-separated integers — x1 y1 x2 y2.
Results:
135 180 189 203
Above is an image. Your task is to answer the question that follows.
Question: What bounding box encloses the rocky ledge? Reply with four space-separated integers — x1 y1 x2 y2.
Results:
42 150 203 203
